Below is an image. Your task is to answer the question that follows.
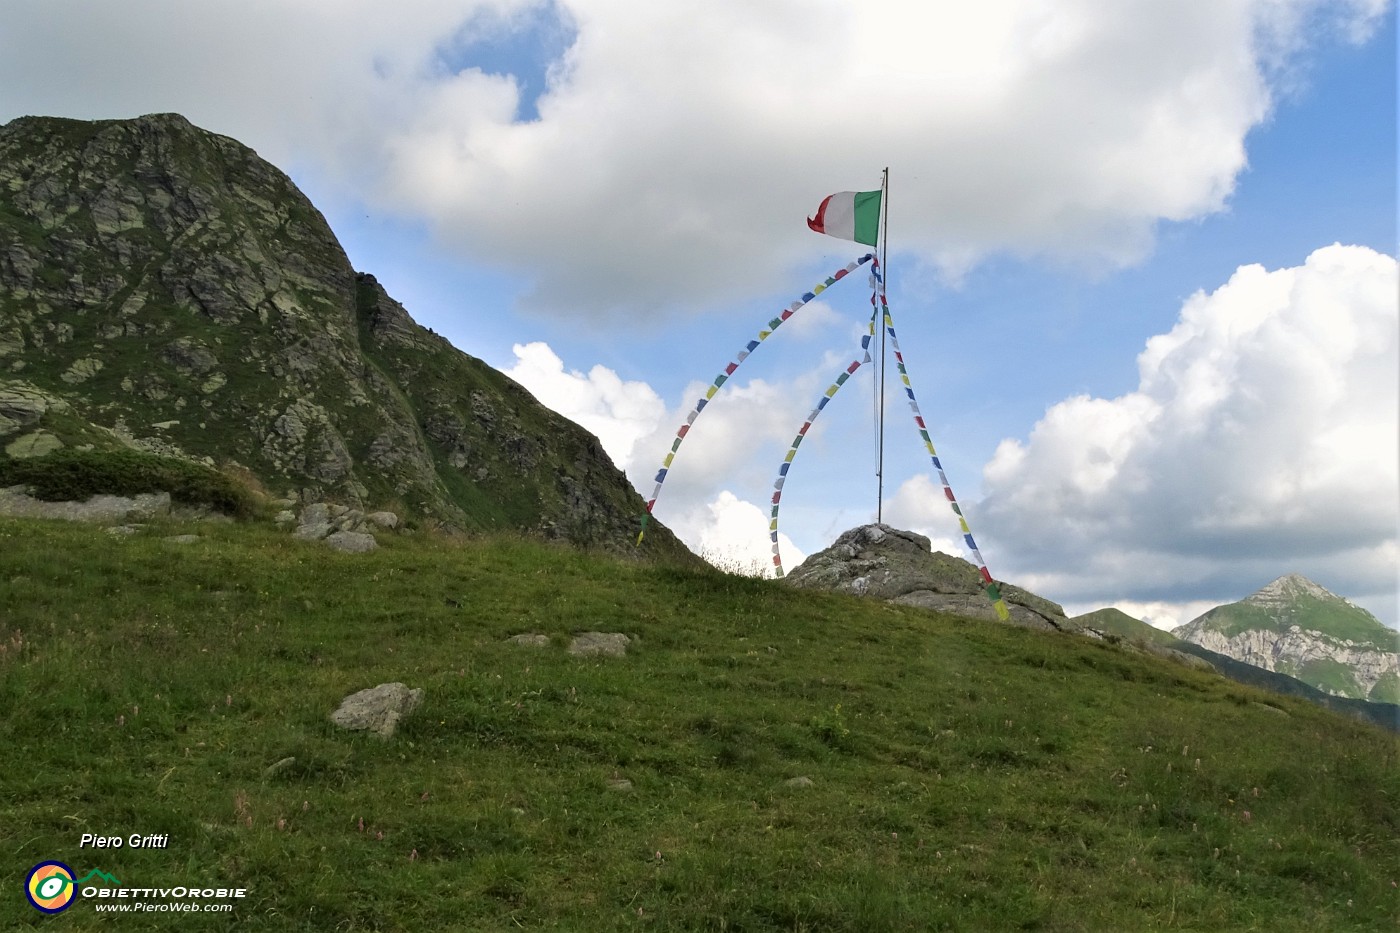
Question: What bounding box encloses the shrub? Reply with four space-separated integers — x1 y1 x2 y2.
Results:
0 448 258 518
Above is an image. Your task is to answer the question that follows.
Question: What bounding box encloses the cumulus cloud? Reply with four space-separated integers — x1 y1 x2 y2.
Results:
663 490 807 578
502 341 664 471
977 244 1399 624
884 473 1002 563
503 339 828 576
1 1 1388 318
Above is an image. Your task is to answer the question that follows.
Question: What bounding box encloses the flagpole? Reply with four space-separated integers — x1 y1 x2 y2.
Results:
876 167 889 524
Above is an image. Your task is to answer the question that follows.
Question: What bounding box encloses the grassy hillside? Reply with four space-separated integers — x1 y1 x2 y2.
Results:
2 516 1397 931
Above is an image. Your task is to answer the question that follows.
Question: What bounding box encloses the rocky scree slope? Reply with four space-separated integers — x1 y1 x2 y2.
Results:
1173 573 1399 702
0 113 689 559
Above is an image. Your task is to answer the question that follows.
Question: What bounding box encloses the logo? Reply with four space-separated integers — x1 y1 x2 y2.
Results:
25 861 76 914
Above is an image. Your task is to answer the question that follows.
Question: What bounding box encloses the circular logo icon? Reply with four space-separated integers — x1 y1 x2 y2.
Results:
26 861 77 914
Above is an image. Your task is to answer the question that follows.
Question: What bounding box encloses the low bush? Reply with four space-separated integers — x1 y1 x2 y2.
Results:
0 447 258 517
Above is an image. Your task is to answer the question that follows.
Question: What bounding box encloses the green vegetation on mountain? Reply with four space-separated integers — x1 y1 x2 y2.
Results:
1188 598 1395 653
1072 607 1179 648
2 515 1397 931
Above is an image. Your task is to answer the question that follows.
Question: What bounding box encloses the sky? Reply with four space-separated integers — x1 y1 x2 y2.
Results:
1 0 1396 631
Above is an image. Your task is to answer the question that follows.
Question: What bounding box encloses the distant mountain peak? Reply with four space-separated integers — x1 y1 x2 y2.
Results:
1246 573 1337 605
1173 573 1397 701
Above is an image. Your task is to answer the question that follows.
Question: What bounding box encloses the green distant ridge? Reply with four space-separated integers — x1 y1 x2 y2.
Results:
1071 608 1178 648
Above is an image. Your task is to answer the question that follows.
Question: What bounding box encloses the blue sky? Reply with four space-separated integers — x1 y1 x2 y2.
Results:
1 1 1395 630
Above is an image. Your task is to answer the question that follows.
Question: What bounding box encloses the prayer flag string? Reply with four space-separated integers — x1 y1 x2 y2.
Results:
768 308 878 576
870 257 1011 620
637 253 875 544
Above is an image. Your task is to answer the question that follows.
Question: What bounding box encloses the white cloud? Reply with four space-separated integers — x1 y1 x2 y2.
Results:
664 490 807 578
977 244 1399 623
884 473 1001 564
501 339 836 570
1060 599 1223 633
502 341 664 471
1 1 1387 318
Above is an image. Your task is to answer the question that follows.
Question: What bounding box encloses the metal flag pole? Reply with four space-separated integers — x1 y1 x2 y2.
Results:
876 166 889 523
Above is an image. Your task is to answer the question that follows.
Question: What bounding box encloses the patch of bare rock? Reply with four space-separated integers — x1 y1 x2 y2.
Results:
288 501 400 553
329 682 423 739
0 485 171 523
506 632 633 657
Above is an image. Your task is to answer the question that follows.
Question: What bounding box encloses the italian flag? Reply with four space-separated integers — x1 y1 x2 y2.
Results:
807 190 882 246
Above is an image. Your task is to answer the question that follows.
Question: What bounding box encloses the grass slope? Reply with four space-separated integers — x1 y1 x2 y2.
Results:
2 517 1398 931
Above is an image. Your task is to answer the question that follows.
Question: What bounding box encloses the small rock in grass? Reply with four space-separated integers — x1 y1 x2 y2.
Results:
325 530 377 553
330 683 423 739
784 776 814 789
509 634 551 648
569 632 631 657
263 757 297 779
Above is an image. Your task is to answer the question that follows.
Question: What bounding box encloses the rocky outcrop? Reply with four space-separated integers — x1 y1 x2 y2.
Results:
783 524 1072 630
0 113 692 561
1179 626 1397 699
0 486 171 522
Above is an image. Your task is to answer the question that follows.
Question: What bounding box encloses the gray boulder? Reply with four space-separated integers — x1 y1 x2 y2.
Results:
783 524 1071 631
0 487 171 523
569 632 632 657
325 530 377 553
329 683 423 739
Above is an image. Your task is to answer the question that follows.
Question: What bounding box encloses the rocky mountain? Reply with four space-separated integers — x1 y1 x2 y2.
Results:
1173 574 1399 702
0 113 690 559
1072 605 1398 732
783 524 1073 630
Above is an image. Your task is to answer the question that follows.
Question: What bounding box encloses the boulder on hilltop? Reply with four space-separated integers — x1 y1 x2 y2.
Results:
782 524 1072 631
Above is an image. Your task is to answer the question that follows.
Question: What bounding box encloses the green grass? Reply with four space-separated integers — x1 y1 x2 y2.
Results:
1 516 1397 931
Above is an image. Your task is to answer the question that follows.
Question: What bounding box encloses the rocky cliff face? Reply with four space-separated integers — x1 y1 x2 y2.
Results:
1174 574 1399 701
783 524 1072 631
0 113 690 559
